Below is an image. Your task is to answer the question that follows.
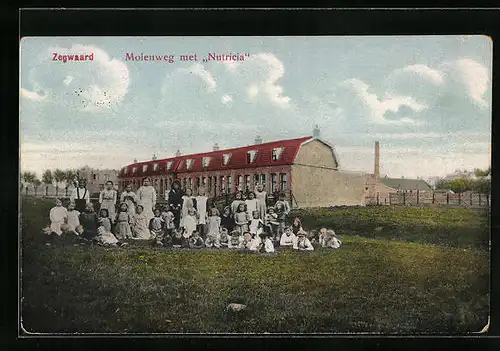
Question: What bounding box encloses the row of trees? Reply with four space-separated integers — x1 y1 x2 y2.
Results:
435 167 491 194
21 169 80 196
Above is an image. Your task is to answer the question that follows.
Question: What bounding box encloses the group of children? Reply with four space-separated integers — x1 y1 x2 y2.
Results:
44 178 343 252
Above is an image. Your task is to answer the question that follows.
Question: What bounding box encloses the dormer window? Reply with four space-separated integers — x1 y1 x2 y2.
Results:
186 159 194 170
166 161 173 170
272 147 283 161
222 153 231 166
178 160 184 169
247 150 257 164
153 163 159 171
142 165 148 173
124 167 129 175
132 167 137 174
202 156 212 168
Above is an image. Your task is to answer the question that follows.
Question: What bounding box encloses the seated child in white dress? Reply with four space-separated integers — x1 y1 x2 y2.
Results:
132 205 151 240
248 210 264 238
280 227 296 247
249 232 275 253
96 226 127 247
228 230 244 249
49 198 68 235
293 230 314 251
183 207 198 239
66 202 80 235
242 232 253 250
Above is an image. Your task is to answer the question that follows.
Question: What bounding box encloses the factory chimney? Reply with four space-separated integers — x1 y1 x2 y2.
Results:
254 135 263 144
175 149 181 157
374 141 380 179
313 125 320 138
213 143 220 151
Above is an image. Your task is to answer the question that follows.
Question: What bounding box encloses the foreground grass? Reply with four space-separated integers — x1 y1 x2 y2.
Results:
20 197 490 334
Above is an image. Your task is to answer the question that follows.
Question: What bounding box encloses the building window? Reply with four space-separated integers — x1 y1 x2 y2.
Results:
228 175 233 193
209 177 213 194
93 174 97 180
202 157 212 168
153 163 159 171
166 161 173 170
254 174 259 186
222 154 231 166
260 174 266 187
272 147 283 161
247 150 257 164
123 167 129 175
196 177 201 189
271 173 277 192
182 178 187 189
178 160 184 170
245 175 251 191
188 177 193 189
142 165 148 173
280 173 287 191
186 159 194 170
213 176 218 196
221 176 226 193
238 175 243 190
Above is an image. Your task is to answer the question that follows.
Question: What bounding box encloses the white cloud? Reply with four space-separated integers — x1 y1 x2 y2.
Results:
394 64 444 86
440 58 490 108
221 94 233 104
23 44 130 112
338 78 427 124
179 63 217 93
20 88 47 101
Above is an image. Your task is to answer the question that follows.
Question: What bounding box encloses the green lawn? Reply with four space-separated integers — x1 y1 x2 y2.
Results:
20 197 490 334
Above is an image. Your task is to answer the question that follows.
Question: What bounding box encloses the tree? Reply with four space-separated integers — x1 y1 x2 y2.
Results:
33 178 42 196
474 167 491 178
22 172 36 195
42 170 53 196
53 169 66 196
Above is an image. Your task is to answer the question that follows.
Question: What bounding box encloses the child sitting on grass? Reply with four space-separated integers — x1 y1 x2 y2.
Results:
189 231 205 249
132 205 150 240
49 198 68 236
66 202 81 236
79 203 99 241
219 227 229 248
149 208 165 246
96 225 128 247
322 229 342 249
249 232 275 253
183 207 198 239
264 207 279 242
242 232 253 250
170 229 185 248
248 210 264 238
293 230 314 251
161 205 175 237
228 230 244 249
279 226 296 247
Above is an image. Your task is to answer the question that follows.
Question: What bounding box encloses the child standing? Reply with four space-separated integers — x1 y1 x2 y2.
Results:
168 180 184 229
161 205 175 238
120 184 137 220
220 206 235 233
322 229 342 249
66 202 80 235
183 207 198 239
265 207 279 242
249 210 264 238
115 202 133 240
245 191 259 218
254 183 267 220
149 208 165 245
79 203 99 241
234 203 249 235
230 192 244 215
98 208 112 233
205 207 221 248
195 187 208 237
49 198 67 236
180 188 196 228
99 181 118 224
132 204 151 240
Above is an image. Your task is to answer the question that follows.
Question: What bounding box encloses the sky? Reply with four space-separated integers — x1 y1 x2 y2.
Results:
20 36 492 179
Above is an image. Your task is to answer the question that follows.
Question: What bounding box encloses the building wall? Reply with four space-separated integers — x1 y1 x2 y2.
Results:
290 140 365 207
291 165 367 207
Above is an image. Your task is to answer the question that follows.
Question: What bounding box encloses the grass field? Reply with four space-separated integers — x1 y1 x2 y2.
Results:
20 197 490 334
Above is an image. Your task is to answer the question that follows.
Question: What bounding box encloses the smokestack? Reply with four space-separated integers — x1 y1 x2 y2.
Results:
374 141 380 179
213 143 220 151
175 149 181 157
313 125 320 138
254 135 263 144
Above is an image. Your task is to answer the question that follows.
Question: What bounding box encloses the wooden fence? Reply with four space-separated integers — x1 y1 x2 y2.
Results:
365 191 490 208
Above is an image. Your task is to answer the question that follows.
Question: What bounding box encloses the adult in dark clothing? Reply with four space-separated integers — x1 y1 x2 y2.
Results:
168 179 184 229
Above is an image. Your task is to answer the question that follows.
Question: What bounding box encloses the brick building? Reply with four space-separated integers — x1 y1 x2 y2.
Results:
117 128 368 208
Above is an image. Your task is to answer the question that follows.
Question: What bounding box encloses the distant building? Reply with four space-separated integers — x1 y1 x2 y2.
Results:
118 128 368 208
76 166 119 193
444 169 475 181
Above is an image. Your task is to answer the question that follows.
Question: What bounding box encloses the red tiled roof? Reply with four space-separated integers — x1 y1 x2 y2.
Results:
119 136 313 178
